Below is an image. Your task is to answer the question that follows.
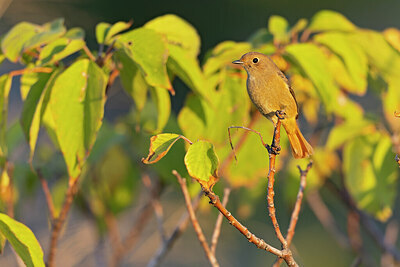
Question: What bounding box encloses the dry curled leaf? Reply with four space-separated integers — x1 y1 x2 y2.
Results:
142 133 190 164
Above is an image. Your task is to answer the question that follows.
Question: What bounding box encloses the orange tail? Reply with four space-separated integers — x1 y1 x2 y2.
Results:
282 118 313 159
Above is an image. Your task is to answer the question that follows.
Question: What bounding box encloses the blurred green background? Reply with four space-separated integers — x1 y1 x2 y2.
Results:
0 1 399 267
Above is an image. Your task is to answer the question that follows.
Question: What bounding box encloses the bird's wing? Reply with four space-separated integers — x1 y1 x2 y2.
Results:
277 70 299 118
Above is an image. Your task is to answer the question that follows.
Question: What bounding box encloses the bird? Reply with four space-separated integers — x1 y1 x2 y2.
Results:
233 52 313 159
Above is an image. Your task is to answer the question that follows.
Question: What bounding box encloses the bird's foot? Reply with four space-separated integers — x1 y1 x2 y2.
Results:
275 110 286 120
266 144 281 155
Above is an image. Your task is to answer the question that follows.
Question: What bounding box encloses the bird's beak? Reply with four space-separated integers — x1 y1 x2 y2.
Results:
232 60 243 64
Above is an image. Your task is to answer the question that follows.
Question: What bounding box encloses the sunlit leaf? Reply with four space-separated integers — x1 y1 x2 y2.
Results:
326 119 375 150
268 15 290 44
383 28 400 52
118 28 172 92
167 44 213 101
247 28 273 48
115 50 148 111
308 10 356 32
23 18 66 51
50 59 107 179
64 27 85 39
37 38 85 66
20 70 59 159
184 140 219 188
344 133 398 221
0 213 45 267
315 32 367 95
285 43 339 112
203 41 252 77
291 18 308 34
145 14 201 58
0 75 11 161
1 22 38 62
149 86 171 133
96 21 132 45
142 133 186 164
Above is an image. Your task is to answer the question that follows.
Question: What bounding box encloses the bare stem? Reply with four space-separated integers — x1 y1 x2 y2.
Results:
36 169 56 222
83 45 96 62
266 119 287 249
147 192 202 267
9 67 53 77
110 179 162 267
173 170 219 267
211 188 231 255
47 178 79 267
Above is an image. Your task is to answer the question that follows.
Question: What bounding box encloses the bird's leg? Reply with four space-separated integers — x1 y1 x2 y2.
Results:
266 110 285 155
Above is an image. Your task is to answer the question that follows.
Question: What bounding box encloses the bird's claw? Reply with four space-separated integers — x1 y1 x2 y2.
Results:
275 110 286 120
266 144 281 155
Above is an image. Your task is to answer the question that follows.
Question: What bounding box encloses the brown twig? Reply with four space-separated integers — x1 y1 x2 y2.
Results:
35 168 56 221
47 178 79 267
201 185 301 266
223 112 261 168
326 180 400 262
306 191 349 248
147 192 202 267
210 188 231 255
272 161 312 267
381 220 399 266
83 45 96 62
9 67 53 77
266 119 287 249
142 174 166 242
105 211 123 254
110 179 162 267
299 29 311 43
173 170 219 267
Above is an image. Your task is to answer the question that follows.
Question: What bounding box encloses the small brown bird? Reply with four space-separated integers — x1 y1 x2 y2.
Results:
233 52 313 158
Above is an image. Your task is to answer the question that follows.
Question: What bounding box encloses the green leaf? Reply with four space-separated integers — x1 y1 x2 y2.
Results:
1 22 38 62
37 38 85 66
0 213 45 267
178 74 250 145
314 32 368 95
344 133 398 221
50 59 107 179
145 14 201 58
285 43 339 113
118 28 172 91
291 18 308 34
149 86 171 133
20 70 59 159
115 50 148 111
0 75 11 160
268 15 290 44
184 140 219 183
326 119 375 150
23 18 66 51
203 41 252 77
308 10 356 32
167 44 213 101
64 27 85 39
142 133 185 164
96 21 132 45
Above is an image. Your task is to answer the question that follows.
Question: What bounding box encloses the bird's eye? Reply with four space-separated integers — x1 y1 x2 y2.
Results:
253 57 259 63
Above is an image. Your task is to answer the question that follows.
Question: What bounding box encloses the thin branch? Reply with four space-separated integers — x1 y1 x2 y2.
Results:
36 169 56 222
223 112 261 168
110 179 162 267
47 178 79 267
9 67 53 77
211 188 231 255
272 161 312 267
299 29 311 43
266 119 287 249
83 45 96 62
147 191 202 267
381 220 399 266
142 174 166 242
173 170 219 267
326 180 400 262
286 162 312 245
105 211 123 255
306 191 350 248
